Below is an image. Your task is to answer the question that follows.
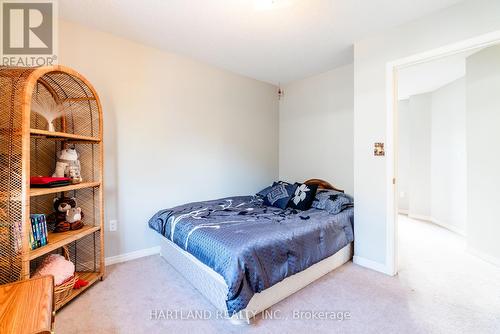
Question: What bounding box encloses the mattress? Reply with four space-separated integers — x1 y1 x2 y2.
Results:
159 235 353 323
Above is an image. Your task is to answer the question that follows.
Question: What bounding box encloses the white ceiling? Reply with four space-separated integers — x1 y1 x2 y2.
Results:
398 48 481 100
60 0 464 84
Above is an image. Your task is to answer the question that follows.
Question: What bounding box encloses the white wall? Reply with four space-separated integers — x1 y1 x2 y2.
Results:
59 20 279 258
353 0 500 272
398 79 467 235
408 94 432 219
397 99 410 212
279 64 354 194
466 45 500 265
430 78 467 235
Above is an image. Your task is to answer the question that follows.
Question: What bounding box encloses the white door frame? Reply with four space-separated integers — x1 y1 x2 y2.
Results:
385 30 500 276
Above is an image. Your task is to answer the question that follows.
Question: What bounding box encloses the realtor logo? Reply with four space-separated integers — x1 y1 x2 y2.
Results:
1 0 58 66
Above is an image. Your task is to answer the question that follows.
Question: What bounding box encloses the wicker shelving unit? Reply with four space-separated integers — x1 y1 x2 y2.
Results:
0 65 104 310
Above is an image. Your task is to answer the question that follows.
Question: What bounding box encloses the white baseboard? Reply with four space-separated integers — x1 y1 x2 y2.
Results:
398 209 409 215
353 256 394 276
105 246 161 266
430 218 466 236
467 246 500 267
407 213 433 222
407 214 465 236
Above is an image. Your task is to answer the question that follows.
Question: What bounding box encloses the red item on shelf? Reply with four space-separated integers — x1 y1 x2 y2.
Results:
30 176 72 188
74 278 89 289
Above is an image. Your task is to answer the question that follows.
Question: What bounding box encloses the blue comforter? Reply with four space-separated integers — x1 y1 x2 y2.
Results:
148 196 354 314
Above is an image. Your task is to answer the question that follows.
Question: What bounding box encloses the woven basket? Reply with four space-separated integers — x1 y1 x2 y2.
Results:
53 246 77 309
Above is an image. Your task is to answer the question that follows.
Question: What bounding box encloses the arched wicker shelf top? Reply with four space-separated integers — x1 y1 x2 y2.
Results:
0 65 102 140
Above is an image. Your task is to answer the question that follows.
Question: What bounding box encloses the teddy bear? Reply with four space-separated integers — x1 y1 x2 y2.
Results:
52 148 83 184
65 207 84 230
47 197 84 232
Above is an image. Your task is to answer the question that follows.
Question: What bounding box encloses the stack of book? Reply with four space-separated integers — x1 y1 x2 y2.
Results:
29 214 49 250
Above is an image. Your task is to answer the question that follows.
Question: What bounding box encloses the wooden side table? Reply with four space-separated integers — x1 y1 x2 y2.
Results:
0 276 55 334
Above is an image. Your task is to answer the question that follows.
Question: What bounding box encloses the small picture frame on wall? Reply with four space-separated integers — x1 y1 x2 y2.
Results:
374 143 385 156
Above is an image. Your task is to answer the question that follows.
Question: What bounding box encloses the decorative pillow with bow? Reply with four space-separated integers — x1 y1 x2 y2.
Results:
287 183 318 211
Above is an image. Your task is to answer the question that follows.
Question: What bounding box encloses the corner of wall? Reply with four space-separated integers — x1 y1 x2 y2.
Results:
353 256 395 276
105 246 161 266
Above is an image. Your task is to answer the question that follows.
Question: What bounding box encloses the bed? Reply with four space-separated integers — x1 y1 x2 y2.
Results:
148 179 354 324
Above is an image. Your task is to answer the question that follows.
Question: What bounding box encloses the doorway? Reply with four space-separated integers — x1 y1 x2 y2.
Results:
386 30 500 275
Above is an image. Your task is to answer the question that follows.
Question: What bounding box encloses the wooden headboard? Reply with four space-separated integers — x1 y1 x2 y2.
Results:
304 179 344 193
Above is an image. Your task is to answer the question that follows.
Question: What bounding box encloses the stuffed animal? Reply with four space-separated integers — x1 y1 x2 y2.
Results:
33 253 75 285
65 207 84 230
33 253 89 289
47 197 84 232
52 148 83 184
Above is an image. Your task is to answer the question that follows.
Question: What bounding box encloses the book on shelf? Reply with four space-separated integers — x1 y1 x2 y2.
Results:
29 214 49 250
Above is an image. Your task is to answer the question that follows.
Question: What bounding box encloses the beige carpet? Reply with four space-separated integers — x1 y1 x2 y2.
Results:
56 216 500 333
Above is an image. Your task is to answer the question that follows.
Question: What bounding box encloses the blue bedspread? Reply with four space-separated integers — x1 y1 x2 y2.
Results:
148 196 354 314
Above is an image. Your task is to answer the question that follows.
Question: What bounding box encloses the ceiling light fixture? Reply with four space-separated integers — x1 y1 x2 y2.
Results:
254 0 292 11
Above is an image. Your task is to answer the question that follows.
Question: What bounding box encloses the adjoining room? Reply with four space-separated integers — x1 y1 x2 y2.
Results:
396 44 500 329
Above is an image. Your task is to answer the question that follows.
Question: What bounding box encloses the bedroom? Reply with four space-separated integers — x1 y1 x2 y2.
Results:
0 1 499 333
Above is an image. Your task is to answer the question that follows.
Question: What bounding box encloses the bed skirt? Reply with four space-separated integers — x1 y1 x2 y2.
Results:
159 236 353 324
